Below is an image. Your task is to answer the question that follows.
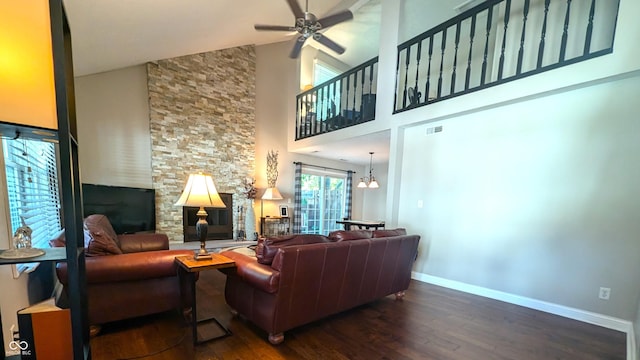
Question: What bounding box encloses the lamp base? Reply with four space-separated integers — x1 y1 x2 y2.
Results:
194 252 213 261
194 240 212 261
194 210 212 261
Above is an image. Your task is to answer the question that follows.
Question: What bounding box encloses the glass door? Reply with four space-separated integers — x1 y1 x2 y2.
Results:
299 172 346 235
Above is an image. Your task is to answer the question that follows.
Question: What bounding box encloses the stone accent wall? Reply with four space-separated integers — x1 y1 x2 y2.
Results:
147 45 256 242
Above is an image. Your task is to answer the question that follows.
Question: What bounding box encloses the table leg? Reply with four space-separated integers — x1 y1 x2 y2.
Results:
178 267 232 345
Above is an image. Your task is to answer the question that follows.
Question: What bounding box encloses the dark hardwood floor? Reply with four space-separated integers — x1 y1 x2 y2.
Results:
91 270 626 360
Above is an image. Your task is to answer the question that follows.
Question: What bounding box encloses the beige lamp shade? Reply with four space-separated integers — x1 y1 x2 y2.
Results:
262 187 283 200
0 0 58 129
175 173 226 208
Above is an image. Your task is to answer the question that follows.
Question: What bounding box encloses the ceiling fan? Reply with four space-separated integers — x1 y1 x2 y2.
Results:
254 0 353 58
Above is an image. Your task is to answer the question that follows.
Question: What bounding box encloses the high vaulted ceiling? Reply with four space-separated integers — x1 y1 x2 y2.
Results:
63 0 370 76
61 0 469 165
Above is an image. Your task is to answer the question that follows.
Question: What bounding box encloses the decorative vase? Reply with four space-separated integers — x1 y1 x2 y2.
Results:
245 199 257 241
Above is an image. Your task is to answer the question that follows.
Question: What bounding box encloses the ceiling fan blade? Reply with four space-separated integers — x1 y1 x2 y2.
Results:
316 10 353 28
254 24 296 32
289 36 306 58
314 34 346 55
286 0 305 19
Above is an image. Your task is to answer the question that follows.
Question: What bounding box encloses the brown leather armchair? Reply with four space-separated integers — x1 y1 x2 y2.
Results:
53 215 195 328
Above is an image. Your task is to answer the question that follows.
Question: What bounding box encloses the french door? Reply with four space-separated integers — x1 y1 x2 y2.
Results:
299 171 346 235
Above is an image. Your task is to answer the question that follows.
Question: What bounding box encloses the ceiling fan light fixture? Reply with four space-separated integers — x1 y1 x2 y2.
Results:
368 176 379 189
359 152 380 189
253 0 353 58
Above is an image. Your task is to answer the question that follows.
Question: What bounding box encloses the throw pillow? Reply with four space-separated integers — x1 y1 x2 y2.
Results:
84 214 121 249
84 228 122 256
83 216 123 256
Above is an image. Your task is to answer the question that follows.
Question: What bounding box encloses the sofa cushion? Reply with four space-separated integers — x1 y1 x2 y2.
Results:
372 228 407 238
328 230 373 242
84 214 121 246
84 229 122 256
256 234 329 265
84 215 122 256
118 233 169 253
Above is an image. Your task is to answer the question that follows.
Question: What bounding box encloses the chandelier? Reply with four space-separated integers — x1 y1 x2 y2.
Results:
357 152 379 189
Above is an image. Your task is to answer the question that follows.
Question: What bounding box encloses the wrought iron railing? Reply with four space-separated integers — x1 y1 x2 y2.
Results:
296 57 378 140
395 0 620 113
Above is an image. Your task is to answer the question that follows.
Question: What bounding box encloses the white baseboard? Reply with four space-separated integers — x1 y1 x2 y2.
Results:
412 272 636 360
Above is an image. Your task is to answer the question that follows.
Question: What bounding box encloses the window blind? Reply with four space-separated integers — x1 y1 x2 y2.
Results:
313 60 341 85
2 138 62 253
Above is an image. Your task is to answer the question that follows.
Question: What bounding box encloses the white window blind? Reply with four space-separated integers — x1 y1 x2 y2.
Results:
313 61 340 86
2 137 62 254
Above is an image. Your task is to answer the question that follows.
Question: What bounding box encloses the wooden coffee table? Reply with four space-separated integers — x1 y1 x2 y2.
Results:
175 254 235 345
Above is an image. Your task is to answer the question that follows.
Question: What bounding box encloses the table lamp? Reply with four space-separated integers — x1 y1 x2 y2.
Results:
260 186 284 217
175 173 226 260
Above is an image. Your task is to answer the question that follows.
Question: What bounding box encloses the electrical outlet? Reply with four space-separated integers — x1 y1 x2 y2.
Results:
599 287 611 300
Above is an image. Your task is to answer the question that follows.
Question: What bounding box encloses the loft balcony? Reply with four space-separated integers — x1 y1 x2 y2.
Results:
295 0 620 140
394 0 620 112
295 57 378 140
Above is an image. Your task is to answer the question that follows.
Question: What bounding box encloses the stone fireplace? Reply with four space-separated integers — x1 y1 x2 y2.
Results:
182 193 234 241
147 45 256 242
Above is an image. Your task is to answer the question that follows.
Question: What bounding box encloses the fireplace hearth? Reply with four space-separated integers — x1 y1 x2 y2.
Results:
183 192 233 241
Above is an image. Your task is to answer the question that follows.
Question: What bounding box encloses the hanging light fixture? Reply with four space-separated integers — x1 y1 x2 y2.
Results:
357 152 379 189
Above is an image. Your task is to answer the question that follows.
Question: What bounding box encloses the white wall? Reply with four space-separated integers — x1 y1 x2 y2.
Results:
360 160 387 221
75 66 153 188
637 304 640 359
379 0 640 323
255 42 366 223
398 72 640 320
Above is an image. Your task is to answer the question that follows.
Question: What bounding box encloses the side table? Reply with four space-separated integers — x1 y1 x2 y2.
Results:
175 254 235 345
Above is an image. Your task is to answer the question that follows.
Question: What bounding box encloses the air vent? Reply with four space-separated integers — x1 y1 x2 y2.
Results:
426 126 443 135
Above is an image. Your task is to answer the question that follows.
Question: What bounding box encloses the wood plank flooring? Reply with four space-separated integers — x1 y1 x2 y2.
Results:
91 269 626 360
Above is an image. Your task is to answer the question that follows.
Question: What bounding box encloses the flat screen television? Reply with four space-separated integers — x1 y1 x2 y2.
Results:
82 184 156 234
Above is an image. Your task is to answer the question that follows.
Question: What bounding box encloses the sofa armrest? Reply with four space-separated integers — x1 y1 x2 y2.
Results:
118 233 169 253
220 250 280 294
56 249 194 285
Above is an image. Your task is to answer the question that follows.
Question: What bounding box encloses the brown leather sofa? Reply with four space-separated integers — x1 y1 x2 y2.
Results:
220 228 420 344
53 214 195 328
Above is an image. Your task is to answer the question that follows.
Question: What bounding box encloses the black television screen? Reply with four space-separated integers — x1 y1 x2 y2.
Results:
82 184 156 234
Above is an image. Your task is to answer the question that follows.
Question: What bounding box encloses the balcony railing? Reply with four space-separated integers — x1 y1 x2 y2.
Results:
296 57 378 140
395 0 620 113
